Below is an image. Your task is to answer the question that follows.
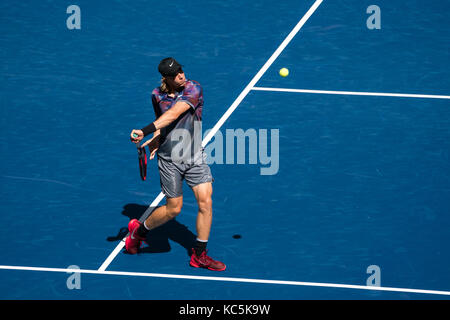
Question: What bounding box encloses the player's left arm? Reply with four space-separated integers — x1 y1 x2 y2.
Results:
130 101 191 142
131 83 200 142
152 101 191 130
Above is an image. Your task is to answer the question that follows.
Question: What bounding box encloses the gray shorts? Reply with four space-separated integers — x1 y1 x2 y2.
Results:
158 156 214 198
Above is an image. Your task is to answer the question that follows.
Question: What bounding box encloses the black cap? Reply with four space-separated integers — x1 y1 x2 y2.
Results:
158 57 183 77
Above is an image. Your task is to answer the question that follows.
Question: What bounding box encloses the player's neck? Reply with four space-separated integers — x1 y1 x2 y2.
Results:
168 85 183 95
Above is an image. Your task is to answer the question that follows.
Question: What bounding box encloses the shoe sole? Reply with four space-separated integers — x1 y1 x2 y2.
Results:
190 261 226 272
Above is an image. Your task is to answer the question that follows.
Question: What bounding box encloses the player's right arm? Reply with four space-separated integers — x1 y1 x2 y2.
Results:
130 92 161 157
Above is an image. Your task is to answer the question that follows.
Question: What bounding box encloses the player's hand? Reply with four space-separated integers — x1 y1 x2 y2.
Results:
142 134 160 160
149 147 158 160
130 129 144 143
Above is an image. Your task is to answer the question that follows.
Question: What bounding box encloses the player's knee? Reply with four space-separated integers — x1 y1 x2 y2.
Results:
167 201 182 219
198 197 212 215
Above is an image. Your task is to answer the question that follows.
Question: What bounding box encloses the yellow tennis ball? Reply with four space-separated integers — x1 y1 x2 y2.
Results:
279 68 289 77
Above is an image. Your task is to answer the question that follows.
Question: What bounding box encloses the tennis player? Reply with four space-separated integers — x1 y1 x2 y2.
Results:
127 57 226 271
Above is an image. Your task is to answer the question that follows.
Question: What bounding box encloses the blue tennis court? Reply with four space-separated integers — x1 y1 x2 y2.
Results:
1 0 449 299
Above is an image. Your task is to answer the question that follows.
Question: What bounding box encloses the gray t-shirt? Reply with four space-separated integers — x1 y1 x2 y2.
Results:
151 80 205 164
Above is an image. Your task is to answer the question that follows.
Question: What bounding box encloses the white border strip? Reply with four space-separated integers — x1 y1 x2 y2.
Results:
252 86 450 100
1 264 450 296
97 0 323 272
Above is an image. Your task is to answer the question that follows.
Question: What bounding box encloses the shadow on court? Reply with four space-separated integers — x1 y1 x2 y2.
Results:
107 204 196 256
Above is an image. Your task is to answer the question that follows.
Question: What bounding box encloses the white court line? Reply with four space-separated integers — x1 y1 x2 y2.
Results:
201 0 323 145
252 86 450 99
1 264 450 296
98 0 324 272
98 192 165 271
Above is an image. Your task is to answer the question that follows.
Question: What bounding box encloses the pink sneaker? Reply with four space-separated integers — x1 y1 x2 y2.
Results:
190 249 226 271
125 219 145 254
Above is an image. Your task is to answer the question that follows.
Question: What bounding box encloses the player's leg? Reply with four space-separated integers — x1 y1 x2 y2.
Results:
192 182 213 243
185 162 225 271
189 182 225 271
184 162 214 252
144 196 183 230
125 157 184 254
144 156 184 229
125 196 182 254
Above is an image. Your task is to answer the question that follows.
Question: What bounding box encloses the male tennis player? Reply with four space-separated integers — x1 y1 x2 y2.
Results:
127 57 226 271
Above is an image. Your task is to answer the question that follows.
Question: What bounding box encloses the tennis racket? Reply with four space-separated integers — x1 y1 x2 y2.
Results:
133 133 147 181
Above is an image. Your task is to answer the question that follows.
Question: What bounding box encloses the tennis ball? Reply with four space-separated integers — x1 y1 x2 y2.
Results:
279 68 289 77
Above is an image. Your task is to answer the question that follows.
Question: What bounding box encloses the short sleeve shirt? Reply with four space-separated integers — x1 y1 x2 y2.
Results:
151 80 204 164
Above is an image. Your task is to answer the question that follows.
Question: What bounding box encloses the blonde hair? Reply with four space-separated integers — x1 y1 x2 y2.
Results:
159 77 170 93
